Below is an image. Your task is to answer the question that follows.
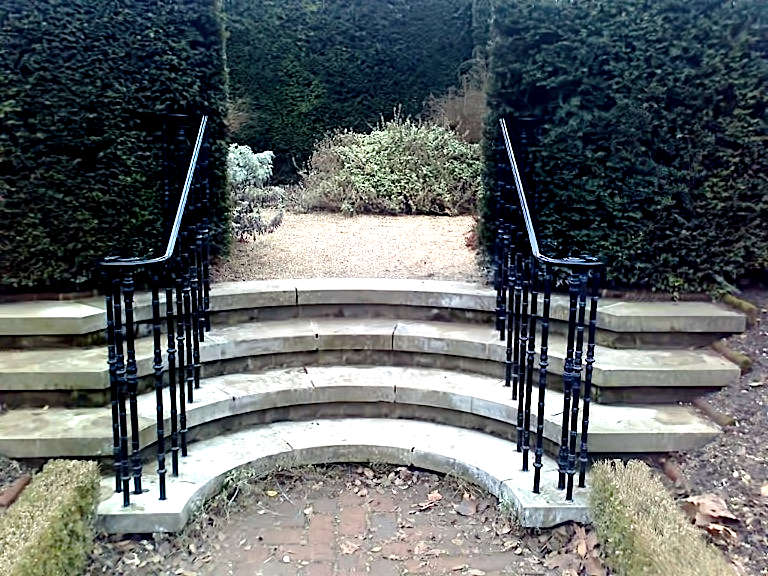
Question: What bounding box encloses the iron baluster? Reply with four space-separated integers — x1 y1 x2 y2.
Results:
515 256 529 451
579 269 601 488
566 274 588 500
181 238 195 403
175 267 189 457
494 234 504 336
522 257 538 472
150 275 167 500
533 266 552 493
200 137 212 332
165 281 180 477
104 275 121 493
122 272 143 495
558 272 579 490
511 248 522 401
112 277 131 505
188 231 202 391
504 228 516 391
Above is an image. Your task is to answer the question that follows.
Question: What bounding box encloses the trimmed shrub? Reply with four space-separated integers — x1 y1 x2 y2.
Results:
0 0 228 292
225 0 477 179
300 116 483 216
590 460 735 576
0 460 100 576
484 0 768 293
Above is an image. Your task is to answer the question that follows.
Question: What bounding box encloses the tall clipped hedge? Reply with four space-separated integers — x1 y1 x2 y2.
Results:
485 0 768 293
0 0 228 292
225 0 476 179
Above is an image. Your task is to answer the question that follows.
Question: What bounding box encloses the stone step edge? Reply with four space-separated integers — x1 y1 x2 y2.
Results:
96 417 589 533
0 366 719 458
0 278 746 336
0 318 741 392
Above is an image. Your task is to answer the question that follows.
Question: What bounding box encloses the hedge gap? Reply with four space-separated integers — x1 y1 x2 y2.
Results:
225 0 477 179
485 0 768 293
0 0 228 292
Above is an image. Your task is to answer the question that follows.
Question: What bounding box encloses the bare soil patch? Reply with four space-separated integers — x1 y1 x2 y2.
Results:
212 213 484 283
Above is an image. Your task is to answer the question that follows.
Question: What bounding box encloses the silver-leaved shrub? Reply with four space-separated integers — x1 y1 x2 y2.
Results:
300 115 482 216
226 144 283 239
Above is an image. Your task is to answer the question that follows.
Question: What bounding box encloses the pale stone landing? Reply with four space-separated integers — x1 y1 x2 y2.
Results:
0 318 740 392
0 278 746 336
97 418 589 533
0 366 719 458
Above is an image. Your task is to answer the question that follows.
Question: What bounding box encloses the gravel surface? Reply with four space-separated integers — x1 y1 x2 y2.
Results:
86 464 607 576
665 289 768 576
212 213 484 283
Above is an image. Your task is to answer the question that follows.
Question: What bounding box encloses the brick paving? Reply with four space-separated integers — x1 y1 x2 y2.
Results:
87 464 604 575
193 466 552 576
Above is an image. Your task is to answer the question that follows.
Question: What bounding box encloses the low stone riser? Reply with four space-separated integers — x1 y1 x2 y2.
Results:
0 347 726 409
0 366 718 460
0 302 735 351
97 418 590 533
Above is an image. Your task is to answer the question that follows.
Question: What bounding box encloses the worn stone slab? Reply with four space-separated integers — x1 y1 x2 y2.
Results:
0 279 746 337
0 318 739 392
0 366 718 458
0 301 105 336
96 418 587 532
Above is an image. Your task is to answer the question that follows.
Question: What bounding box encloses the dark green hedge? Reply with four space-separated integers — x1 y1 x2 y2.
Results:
485 0 768 293
226 0 476 179
0 0 228 292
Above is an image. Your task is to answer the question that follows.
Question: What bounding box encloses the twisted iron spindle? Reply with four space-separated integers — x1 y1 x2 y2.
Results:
494 234 505 336
579 269 601 488
522 257 538 472
113 276 131 505
498 230 510 340
558 272 580 490
566 274 588 500
105 276 121 493
533 266 552 493
150 275 167 500
515 256 530 451
165 280 180 476
121 273 143 495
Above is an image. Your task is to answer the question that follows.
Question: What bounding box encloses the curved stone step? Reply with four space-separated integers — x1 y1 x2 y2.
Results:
0 366 719 458
0 318 740 395
96 418 590 533
0 279 746 339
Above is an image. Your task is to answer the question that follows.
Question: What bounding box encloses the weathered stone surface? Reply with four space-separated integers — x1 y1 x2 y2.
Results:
0 318 739 392
0 279 746 337
0 366 718 458
96 418 588 533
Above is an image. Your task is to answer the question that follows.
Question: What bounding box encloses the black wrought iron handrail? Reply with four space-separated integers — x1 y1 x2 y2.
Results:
493 116 605 503
100 113 213 508
499 118 602 270
101 115 208 268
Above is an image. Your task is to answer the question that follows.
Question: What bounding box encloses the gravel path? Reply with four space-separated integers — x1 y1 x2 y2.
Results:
212 213 484 283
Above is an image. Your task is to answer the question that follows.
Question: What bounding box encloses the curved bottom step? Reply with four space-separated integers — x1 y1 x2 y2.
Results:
96 418 589 533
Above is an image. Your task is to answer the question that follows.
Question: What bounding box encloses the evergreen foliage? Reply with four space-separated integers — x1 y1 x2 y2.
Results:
225 0 476 179
485 0 768 293
0 0 228 291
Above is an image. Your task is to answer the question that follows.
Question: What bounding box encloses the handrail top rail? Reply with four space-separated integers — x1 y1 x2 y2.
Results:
499 118 603 271
101 115 208 269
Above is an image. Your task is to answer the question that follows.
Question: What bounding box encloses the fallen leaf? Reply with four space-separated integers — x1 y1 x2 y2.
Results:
454 499 477 517
265 490 278 498
363 468 375 479
705 523 739 545
428 491 442 503
340 540 360 555
681 494 738 527
761 484 768 498
468 570 486 576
